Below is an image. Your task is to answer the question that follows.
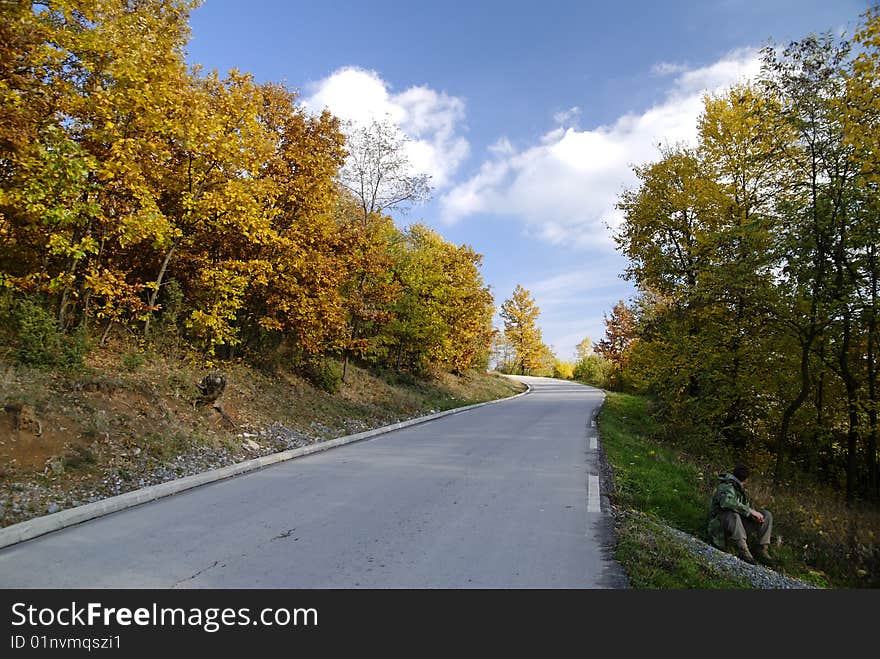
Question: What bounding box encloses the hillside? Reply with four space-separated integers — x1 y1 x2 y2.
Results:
0 343 524 530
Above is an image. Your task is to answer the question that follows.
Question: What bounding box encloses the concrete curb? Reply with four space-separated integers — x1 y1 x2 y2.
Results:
0 378 531 550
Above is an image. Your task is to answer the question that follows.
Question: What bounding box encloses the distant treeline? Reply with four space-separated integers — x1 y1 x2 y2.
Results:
602 8 880 502
0 1 494 386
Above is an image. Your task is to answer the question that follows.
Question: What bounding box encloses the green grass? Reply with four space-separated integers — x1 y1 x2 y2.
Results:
599 392 708 535
600 392 759 588
615 511 754 589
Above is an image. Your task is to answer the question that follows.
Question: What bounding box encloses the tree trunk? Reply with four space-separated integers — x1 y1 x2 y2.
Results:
838 312 860 503
815 344 831 482
774 334 812 486
722 294 746 450
868 248 879 499
57 254 79 330
144 240 179 339
100 319 114 346
341 317 361 384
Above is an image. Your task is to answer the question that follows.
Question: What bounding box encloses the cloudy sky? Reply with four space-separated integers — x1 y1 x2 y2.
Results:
186 0 869 360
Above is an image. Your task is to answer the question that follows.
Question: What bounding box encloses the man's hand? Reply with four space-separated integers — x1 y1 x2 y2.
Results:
750 509 764 523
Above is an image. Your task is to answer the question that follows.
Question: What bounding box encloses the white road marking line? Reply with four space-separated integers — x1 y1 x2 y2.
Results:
587 474 601 513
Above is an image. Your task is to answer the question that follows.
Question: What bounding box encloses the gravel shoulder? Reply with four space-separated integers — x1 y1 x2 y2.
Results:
655 515 820 589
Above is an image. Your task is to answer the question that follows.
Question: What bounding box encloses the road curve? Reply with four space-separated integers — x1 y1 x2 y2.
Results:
0 376 626 588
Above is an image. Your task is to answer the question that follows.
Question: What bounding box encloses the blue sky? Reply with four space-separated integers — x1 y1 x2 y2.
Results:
186 0 870 360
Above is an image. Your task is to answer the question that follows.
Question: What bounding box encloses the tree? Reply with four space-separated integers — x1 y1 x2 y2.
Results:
0 0 196 333
553 359 574 380
336 118 431 221
573 353 613 388
608 13 880 502
0 0 505 398
575 337 593 361
240 82 349 359
499 285 544 375
761 33 859 493
336 199 400 381
572 335 612 388
696 84 792 450
490 332 517 373
383 224 494 374
333 118 431 380
595 300 636 369
844 7 880 498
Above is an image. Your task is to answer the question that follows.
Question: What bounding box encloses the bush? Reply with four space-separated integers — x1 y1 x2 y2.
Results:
300 357 342 394
553 360 574 380
151 279 184 354
573 354 613 388
121 350 147 373
11 296 85 368
63 445 97 470
380 368 417 387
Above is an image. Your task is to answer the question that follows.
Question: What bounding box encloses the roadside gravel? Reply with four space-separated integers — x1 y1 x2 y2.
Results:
660 522 820 589
1 414 418 529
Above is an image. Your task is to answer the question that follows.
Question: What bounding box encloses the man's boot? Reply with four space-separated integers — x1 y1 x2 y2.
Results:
734 538 756 565
757 544 774 565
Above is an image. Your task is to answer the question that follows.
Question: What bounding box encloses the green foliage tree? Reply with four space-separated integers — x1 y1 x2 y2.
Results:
572 335 613 388
383 224 493 375
610 9 880 502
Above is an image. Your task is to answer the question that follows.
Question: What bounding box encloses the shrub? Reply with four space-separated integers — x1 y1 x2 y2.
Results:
11 296 85 368
151 279 184 353
121 350 147 372
381 368 417 387
553 359 575 380
573 354 613 388
63 445 97 470
300 357 342 394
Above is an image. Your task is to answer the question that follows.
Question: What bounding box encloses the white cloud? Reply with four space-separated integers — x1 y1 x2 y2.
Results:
529 269 614 298
440 48 762 248
651 61 688 76
526 265 631 316
488 137 515 157
673 48 761 95
553 106 582 126
495 262 636 361
303 66 469 189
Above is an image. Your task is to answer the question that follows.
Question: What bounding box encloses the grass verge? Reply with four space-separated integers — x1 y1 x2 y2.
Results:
614 511 754 588
599 391 878 588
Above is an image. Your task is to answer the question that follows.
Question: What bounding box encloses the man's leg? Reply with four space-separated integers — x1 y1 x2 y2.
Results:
720 511 755 564
743 509 773 563
754 510 773 562
757 509 772 544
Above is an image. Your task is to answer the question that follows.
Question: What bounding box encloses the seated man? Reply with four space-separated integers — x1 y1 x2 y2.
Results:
707 464 773 565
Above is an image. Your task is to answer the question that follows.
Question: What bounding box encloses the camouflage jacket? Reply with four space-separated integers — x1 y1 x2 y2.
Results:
706 473 752 549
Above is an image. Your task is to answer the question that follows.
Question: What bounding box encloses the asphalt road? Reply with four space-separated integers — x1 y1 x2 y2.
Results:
0 376 626 588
